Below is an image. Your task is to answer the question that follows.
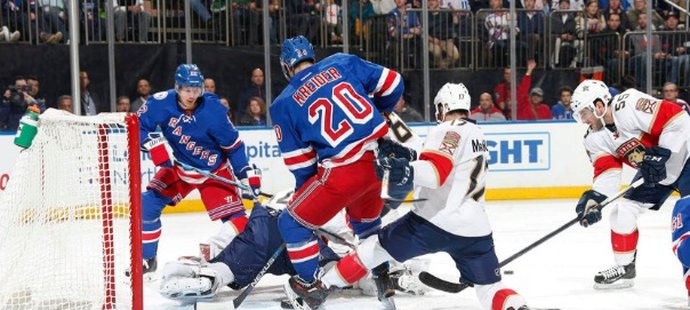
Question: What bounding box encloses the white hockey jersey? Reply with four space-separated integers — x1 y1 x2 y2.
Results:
410 118 492 237
585 88 690 192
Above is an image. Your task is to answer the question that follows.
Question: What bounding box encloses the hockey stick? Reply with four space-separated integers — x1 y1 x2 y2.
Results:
173 160 250 191
419 178 645 293
232 243 286 308
173 160 273 199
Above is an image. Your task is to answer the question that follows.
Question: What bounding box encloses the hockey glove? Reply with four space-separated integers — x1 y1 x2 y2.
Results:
378 138 417 161
376 157 414 202
239 165 262 199
638 146 671 184
575 189 607 227
143 133 174 168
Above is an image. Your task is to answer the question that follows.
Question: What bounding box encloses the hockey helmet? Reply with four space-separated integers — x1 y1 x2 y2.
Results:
280 35 315 81
571 79 612 125
174 64 204 89
433 82 471 122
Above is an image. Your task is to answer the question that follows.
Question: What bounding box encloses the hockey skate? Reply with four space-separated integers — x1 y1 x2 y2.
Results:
593 259 635 290
125 256 158 281
283 276 332 310
390 267 428 295
372 264 396 310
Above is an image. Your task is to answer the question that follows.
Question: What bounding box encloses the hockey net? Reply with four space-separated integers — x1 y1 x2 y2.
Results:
0 109 143 310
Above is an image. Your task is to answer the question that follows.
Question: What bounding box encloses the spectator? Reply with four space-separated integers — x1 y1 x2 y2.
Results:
0 76 39 130
596 13 626 84
79 71 99 115
218 95 234 122
484 0 514 67
238 67 264 118
25 76 46 111
629 13 669 87
116 96 131 112
2 0 26 42
38 0 67 43
114 0 152 42
238 96 267 126
516 60 551 120
470 92 507 121
576 0 606 41
428 0 459 69
549 0 579 68
0 25 20 43
662 11 690 86
658 1 687 22
627 0 663 30
521 86 551 120
494 66 514 115
393 96 423 122
599 0 630 12
81 0 104 41
56 95 73 112
518 0 545 63
284 0 321 44
662 82 690 112
204 78 216 94
230 0 261 45
191 0 212 24
131 78 151 112
370 0 395 14
324 0 342 43
387 0 422 69
602 0 630 31
348 0 374 37
551 86 574 119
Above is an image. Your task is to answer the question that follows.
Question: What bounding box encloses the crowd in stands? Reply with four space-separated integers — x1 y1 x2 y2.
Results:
1 0 689 127
0 67 269 130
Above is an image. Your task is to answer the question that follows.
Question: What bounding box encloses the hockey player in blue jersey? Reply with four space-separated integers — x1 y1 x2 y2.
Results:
290 83 531 310
269 35 404 308
136 64 261 277
672 196 690 305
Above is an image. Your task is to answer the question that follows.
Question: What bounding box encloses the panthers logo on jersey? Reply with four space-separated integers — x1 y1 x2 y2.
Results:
615 138 645 167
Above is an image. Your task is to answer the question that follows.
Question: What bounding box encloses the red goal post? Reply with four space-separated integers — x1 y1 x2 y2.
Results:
0 109 142 310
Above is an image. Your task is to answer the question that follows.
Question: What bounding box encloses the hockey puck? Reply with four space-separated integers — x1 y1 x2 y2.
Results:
503 270 514 275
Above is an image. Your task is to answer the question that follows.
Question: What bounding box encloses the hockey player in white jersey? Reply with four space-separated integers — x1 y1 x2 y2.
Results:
571 79 690 290
283 83 530 310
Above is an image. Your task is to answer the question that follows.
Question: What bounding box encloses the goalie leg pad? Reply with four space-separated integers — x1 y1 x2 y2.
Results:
160 276 215 300
160 260 234 300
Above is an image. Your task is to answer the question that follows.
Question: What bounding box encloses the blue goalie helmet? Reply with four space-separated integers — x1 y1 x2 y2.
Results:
280 35 315 81
175 64 204 88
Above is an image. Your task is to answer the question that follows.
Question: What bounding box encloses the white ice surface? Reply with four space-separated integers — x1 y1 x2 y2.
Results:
145 198 687 310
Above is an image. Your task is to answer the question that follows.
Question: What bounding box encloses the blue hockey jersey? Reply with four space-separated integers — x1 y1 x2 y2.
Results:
270 53 404 188
138 89 250 176
673 197 690 265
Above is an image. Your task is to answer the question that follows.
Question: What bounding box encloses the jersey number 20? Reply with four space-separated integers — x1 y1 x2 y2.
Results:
308 82 373 147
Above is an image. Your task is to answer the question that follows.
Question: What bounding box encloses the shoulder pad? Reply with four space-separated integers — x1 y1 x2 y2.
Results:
153 91 169 100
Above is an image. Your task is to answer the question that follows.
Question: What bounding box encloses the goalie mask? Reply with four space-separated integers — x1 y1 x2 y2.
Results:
571 79 612 127
433 83 471 122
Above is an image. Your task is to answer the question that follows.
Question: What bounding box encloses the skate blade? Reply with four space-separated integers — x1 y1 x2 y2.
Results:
283 282 312 310
379 296 396 310
593 279 634 290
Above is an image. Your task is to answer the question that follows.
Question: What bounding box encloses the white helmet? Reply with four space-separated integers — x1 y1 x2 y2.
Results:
571 79 612 124
433 83 471 122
